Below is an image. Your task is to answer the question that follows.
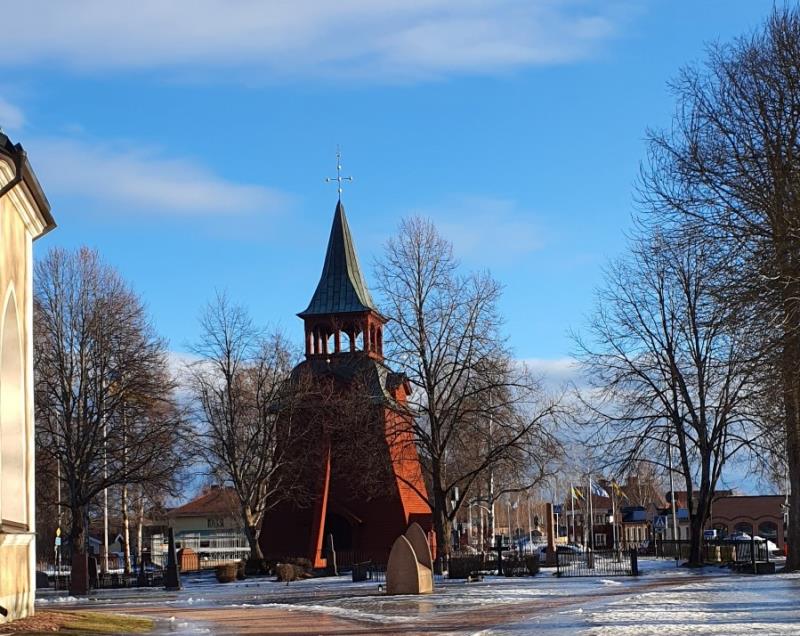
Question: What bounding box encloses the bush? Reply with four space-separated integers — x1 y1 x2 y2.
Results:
275 558 313 582
448 555 485 579
215 564 237 583
525 554 540 576
501 555 529 577
236 560 246 580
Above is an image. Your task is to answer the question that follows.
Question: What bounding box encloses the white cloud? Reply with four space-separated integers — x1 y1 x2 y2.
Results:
405 195 544 263
521 356 580 385
0 1 626 81
27 137 287 216
0 97 25 131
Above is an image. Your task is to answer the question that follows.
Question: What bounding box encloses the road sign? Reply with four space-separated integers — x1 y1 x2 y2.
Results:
55 537 62 547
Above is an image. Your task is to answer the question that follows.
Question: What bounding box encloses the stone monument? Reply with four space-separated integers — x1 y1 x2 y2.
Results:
386 523 433 595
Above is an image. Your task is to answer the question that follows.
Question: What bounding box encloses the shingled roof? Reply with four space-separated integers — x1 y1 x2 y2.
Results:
167 486 238 518
299 200 376 317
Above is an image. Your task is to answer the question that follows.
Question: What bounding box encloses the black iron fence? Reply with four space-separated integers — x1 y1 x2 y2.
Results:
555 549 638 577
650 538 776 564
38 568 165 591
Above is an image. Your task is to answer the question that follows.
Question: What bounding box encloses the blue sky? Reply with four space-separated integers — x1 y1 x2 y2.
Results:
1 1 777 461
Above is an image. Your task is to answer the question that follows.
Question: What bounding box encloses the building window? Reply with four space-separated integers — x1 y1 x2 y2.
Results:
594 534 607 547
734 522 753 535
758 521 778 540
207 517 225 529
0 294 26 528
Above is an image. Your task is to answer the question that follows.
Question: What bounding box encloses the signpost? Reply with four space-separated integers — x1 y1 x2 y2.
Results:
55 527 62 589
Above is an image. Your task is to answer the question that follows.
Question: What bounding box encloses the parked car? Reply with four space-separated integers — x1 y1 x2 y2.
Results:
536 543 589 560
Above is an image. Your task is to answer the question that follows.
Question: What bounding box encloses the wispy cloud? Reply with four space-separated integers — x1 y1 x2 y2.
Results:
27 137 288 216
0 97 25 131
403 195 544 264
0 1 627 82
521 356 581 387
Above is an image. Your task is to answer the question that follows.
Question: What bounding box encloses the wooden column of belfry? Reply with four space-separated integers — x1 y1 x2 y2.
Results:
259 196 432 568
0 133 56 623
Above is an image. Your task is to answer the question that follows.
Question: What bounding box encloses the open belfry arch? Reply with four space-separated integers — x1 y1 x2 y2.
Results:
259 197 432 568
0 133 55 623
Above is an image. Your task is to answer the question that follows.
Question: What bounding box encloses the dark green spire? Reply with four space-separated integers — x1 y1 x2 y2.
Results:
299 200 376 317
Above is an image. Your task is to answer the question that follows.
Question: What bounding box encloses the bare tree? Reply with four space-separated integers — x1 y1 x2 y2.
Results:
34 247 185 594
576 233 759 565
187 293 311 570
640 7 800 569
375 217 560 560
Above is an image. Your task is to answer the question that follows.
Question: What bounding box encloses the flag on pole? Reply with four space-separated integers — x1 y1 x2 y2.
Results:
571 486 584 500
611 481 628 500
589 479 609 498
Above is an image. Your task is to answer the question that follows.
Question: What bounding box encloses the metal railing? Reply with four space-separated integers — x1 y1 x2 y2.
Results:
555 549 638 577
149 530 250 572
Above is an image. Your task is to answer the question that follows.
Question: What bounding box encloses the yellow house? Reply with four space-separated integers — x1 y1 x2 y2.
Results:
0 133 55 623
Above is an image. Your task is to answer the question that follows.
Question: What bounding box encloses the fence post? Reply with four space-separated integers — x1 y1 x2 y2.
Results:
750 535 756 571
629 548 639 576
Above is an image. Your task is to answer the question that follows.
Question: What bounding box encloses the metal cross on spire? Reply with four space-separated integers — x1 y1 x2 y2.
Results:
325 146 353 200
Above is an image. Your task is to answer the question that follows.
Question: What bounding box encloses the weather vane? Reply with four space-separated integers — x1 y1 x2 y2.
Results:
325 146 353 200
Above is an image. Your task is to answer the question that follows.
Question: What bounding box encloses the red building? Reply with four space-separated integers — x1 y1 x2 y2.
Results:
259 200 432 568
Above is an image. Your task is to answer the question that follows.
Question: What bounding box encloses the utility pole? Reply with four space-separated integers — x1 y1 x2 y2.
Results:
57 457 62 583
103 416 109 575
487 399 495 543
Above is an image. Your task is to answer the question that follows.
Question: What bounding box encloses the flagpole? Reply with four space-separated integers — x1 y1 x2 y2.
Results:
588 476 594 551
612 484 617 554
570 485 576 543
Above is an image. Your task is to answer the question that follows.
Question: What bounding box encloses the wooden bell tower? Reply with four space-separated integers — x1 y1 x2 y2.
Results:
259 197 432 568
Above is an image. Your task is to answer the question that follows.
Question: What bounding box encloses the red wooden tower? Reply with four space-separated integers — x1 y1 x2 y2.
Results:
259 200 432 567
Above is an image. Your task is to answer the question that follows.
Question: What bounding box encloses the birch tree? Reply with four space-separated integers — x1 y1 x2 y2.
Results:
34 247 184 594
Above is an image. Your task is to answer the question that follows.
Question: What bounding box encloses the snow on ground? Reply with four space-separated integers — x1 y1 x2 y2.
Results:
486 569 800 635
582 580 800 635
36 559 800 634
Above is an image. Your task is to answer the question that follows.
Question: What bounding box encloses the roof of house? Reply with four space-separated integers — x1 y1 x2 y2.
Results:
167 486 238 518
0 132 56 236
299 200 377 317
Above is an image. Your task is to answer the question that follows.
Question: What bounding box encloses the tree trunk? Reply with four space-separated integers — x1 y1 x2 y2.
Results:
136 491 145 570
688 505 705 567
122 483 131 574
782 329 800 571
246 524 264 561
242 505 266 574
69 504 89 595
432 485 450 573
